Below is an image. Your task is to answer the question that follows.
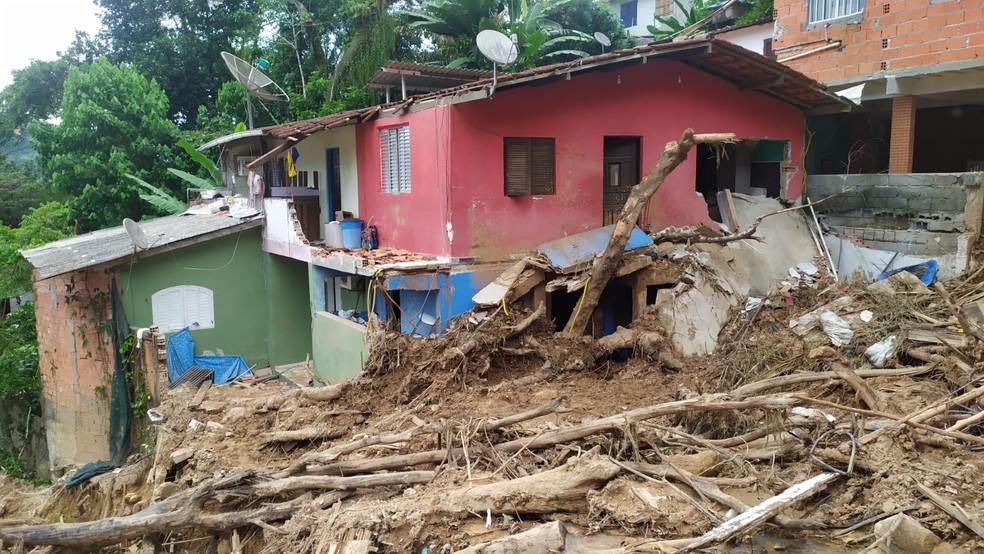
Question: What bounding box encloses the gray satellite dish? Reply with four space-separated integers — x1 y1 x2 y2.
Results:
123 218 149 250
594 32 611 53
476 30 518 97
221 51 289 129
477 30 518 65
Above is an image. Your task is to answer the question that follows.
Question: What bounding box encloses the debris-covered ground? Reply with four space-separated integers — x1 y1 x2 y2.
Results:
5 254 984 553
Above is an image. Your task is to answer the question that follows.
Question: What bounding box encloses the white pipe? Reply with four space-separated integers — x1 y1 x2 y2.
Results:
135 327 151 349
778 41 842 64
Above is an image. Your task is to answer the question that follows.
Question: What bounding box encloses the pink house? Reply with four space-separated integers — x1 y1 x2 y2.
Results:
204 36 848 381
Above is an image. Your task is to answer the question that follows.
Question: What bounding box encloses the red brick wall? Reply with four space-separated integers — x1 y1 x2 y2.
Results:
33 269 115 472
774 0 984 83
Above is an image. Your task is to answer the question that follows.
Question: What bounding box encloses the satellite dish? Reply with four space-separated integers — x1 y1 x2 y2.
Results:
123 218 149 250
477 30 518 65
594 32 611 54
220 51 289 128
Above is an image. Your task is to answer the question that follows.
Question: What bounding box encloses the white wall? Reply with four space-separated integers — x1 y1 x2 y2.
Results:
714 22 773 55
293 125 361 230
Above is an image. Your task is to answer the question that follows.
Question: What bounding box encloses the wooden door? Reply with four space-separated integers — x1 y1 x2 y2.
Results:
603 137 640 225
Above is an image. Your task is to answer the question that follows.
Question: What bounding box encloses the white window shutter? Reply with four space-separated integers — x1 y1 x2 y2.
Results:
151 285 215 332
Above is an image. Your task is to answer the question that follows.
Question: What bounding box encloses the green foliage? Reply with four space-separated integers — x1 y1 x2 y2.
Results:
647 0 711 39
541 0 635 56
0 303 43 479
29 59 182 232
0 159 62 228
738 0 774 24
406 0 593 70
126 174 188 215
95 0 263 126
0 202 73 299
0 60 71 143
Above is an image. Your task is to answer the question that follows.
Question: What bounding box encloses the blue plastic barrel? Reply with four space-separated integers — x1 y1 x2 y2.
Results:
340 218 363 249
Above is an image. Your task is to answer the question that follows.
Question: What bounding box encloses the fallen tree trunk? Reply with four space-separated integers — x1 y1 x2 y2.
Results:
565 129 736 335
646 472 839 552
258 426 348 447
451 453 620 513
456 521 568 553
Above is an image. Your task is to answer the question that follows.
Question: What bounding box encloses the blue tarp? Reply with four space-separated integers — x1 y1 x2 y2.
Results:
166 328 252 385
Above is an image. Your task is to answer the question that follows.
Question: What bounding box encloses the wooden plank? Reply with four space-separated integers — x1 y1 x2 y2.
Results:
246 138 299 170
915 480 984 540
907 327 969 348
189 380 212 408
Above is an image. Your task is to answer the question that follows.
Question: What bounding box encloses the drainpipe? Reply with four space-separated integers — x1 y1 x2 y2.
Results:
777 41 842 64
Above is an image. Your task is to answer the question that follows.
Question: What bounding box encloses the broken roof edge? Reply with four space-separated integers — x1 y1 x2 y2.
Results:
22 216 264 281
197 129 265 151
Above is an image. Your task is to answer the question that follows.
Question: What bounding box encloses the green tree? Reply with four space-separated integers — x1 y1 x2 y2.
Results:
541 0 635 56
0 302 43 480
95 0 263 126
405 0 592 70
0 166 62 229
29 59 182 232
0 202 73 300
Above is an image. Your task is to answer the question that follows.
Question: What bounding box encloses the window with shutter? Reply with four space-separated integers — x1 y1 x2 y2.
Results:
503 137 555 196
151 285 215 333
380 126 411 193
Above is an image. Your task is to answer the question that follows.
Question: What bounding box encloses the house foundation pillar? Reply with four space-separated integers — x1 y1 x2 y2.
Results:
889 96 917 173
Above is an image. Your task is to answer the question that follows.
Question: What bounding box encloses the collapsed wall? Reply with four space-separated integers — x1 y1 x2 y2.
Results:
808 173 983 281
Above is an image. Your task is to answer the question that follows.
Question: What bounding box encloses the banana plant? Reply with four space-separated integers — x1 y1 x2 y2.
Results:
647 0 711 40
128 138 223 214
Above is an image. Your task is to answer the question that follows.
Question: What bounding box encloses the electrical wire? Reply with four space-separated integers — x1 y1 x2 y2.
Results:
567 275 592 332
168 227 245 271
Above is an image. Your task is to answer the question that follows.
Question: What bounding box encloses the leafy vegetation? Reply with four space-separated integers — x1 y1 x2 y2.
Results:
647 0 711 39
738 0 775 24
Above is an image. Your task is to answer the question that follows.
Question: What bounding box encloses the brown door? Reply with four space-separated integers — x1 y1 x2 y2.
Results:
603 137 640 225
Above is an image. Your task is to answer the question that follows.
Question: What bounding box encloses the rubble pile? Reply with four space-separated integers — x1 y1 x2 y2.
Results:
4 257 984 553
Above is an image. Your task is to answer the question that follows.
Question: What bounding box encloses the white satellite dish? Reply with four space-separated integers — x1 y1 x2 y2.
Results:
220 51 290 129
123 218 149 250
594 32 611 48
477 30 518 65
476 30 518 97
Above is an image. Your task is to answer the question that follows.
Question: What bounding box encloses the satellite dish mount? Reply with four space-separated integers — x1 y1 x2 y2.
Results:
476 30 518 97
221 52 290 129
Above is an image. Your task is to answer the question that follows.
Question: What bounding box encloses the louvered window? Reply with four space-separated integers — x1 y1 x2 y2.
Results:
151 285 215 333
380 126 411 193
504 138 555 196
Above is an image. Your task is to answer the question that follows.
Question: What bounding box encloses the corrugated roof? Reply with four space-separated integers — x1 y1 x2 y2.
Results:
21 214 263 279
366 61 493 93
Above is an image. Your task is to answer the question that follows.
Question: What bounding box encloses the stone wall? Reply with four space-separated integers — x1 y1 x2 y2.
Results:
33 269 115 474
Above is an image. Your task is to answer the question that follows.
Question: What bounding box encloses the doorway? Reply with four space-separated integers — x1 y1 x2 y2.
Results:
603 137 641 225
325 148 342 221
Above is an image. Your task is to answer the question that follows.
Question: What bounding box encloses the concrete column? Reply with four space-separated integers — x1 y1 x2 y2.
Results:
889 96 917 174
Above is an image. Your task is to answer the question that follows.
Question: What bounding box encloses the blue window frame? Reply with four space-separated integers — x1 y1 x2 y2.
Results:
620 0 638 27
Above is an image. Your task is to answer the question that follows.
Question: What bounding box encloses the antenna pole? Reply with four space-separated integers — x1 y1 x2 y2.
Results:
246 94 255 129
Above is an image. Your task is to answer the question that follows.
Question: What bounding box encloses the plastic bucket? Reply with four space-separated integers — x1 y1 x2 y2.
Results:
324 221 343 248
339 218 363 249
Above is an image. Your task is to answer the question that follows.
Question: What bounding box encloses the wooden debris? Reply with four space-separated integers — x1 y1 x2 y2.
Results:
914 480 984 540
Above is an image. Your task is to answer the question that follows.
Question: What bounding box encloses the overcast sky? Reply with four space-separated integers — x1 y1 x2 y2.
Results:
0 0 101 89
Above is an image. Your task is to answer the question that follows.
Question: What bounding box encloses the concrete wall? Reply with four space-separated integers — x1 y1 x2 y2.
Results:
807 172 983 278
714 23 773 55
292 126 361 236
446 59 805 261
265 253 313 368
34 269 114 472
312 311 367 383
262 198 313 262
774 0 984 83
120 228 272 368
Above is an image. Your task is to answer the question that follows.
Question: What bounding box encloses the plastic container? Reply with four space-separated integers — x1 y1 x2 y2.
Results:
340 218 363 249
324 221 343 248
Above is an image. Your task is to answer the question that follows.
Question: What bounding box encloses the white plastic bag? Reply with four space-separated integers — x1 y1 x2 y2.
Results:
819 310 854 346
865 335 897 368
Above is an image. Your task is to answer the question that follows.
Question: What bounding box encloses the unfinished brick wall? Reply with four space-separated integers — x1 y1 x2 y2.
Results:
773 0 984 83
33 269 114 473
889 96 917 173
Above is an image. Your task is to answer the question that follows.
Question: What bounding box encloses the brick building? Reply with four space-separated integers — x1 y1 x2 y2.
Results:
773 0 984 174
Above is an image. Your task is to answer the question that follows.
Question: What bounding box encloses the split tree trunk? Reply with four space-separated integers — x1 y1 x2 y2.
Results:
565 129 736 336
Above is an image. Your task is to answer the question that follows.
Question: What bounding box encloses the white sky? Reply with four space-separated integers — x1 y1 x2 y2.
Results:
0 0 102 89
